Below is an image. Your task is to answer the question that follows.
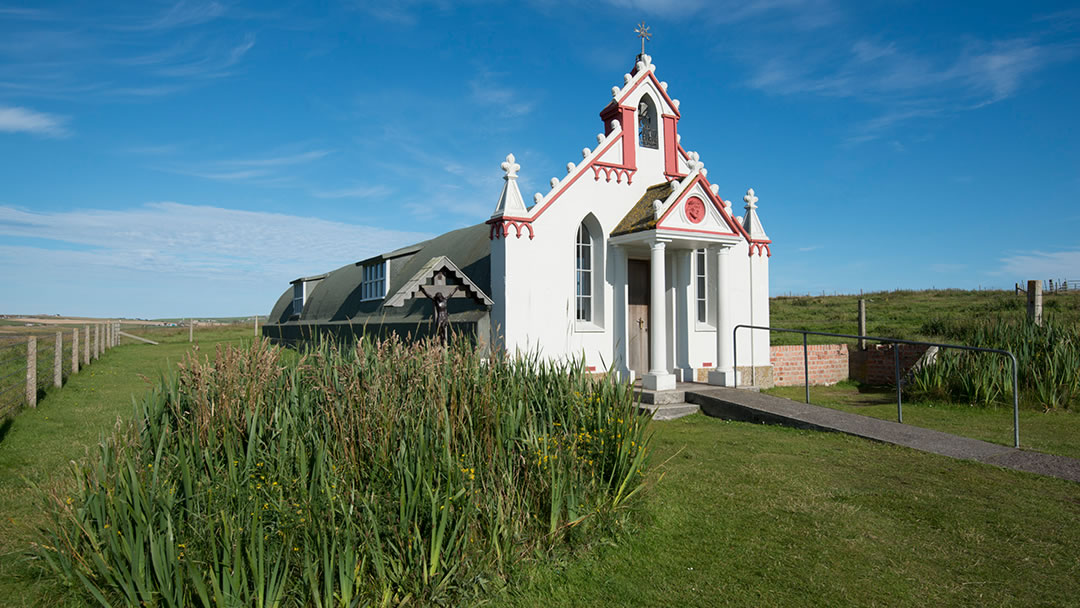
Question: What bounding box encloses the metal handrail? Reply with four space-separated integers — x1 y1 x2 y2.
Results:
733 324 1021 448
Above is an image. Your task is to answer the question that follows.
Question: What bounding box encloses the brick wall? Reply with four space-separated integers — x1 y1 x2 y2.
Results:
849 344 932 385
770 344 848 387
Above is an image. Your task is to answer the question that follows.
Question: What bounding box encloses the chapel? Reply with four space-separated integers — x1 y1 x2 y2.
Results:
263 51 773 389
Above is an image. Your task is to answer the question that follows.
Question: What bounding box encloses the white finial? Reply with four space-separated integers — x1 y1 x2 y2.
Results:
534 193 543 204
596 132 606 144
676 133 681 143
652 199 664 219
610 119 620 131
660 81 668 90
700 168 708 177
582 147 591 158
686 150 703 172
744 188 758 210
566 162 576 174
550 177 560 188
501 154 520 179
672 99 680 109
724 198 732 211
624 73 633 84
611 86 620 98
710 184 719 195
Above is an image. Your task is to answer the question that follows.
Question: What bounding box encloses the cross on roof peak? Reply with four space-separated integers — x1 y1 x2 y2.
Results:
635 22 651 55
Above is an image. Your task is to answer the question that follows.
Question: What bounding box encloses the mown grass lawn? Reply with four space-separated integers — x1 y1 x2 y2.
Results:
0 326 251 607
500 414 1080 607
764 381 1080 460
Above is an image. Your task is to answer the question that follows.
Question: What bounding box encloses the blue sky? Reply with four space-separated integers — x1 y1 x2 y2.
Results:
1 1 1078 318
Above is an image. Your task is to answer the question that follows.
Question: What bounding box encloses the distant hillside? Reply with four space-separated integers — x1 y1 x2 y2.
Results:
769 289 1080 346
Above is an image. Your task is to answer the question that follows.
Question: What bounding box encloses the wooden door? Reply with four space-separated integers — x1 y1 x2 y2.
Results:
627 259 650 376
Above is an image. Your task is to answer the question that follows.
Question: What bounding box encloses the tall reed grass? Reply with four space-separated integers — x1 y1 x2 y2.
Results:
910 317 1080 410
35 335 651 606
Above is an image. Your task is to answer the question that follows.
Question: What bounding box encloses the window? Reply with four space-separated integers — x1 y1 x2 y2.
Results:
575 223 592 322
695 249 707 324
361 261 386 301
638 95 658 149
292 283 304 317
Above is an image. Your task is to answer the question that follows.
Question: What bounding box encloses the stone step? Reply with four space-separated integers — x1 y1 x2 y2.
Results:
639 402 700 421
634 388 686 405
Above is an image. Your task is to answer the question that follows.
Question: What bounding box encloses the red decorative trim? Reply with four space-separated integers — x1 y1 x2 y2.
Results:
749 241 772 257
660 225 738 237
655 173 746 238
663 115 679 175
527 124 624 222
586 365 597 372
616 70 681 119
702 362 713 368
664 172 686 182
685 196 705 224
486 218 535 241
592 163 636 184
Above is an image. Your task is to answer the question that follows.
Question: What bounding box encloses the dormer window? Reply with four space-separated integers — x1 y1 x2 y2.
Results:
638 95 658 149
360 261 387 301
292 283 304 317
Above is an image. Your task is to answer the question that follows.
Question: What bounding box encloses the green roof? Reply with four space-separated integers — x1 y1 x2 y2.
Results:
610 182 674 237
266 222 491 327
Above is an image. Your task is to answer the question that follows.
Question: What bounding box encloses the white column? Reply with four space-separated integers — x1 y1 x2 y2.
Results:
644 239 675 391
709 246 739 387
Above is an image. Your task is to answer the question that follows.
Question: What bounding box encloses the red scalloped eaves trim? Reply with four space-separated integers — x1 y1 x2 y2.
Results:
487 218 535 241
592 163 636 184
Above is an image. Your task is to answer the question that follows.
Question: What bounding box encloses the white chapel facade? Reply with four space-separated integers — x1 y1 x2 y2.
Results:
489 52 772 389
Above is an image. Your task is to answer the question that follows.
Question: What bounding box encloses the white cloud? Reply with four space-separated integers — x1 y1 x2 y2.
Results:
0 105 68 136
162 148 332 183
997 249 1080 279
742 28 1075 142
0 203 430 284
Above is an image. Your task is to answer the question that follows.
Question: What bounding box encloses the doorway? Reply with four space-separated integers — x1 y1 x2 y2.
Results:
627 259 650 376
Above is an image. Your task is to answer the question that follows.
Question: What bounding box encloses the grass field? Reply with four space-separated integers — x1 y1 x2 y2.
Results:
769 288 1080 346
1 328 1078 605
499 414 1080 607
0 326 251 606
764 381 1080 459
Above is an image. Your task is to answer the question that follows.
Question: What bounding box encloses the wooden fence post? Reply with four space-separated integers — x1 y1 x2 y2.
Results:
54 331 62 388
1027 280 1043 326
83 325 90 365
26 337 36 408
189 319 193 342
72 328 79 375
94 324 101 359
857 299 867 351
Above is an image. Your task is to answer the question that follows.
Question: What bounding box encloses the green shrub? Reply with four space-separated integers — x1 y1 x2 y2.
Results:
908 318 1080 410
36 336 651 606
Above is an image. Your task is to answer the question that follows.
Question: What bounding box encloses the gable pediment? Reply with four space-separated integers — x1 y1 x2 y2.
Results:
655 175 741 237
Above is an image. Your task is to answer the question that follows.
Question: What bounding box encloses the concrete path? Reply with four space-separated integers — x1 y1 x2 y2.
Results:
682 385 1080 484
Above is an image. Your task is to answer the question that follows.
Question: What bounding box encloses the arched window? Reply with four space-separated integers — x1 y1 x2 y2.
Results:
575 223 592 322
638 95 658 149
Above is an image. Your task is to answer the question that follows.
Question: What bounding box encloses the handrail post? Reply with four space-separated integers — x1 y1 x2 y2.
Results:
894 342 902 423
803 332 810 404
732 326 739 388
1012 354 1020 448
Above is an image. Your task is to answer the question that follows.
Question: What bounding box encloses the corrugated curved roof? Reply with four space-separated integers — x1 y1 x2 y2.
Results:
278 222 491 325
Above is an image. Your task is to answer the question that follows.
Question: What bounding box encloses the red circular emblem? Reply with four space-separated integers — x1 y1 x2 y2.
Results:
685 197 706 224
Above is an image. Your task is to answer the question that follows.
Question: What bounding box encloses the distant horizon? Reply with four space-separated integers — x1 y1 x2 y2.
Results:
2 2 1078 318
6 283 1078 320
